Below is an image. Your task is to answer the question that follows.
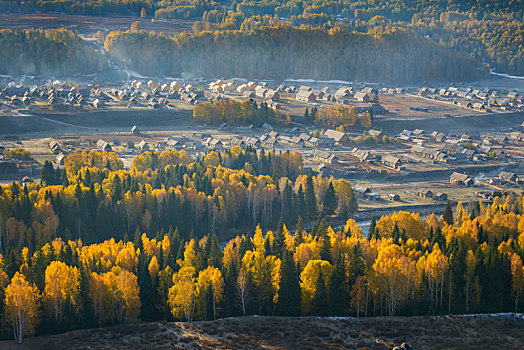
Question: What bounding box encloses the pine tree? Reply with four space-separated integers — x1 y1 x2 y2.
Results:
311 269 328 316
277 251 301 316
319 227 332 263
368 216 377 239
295 216 304 247
328 253 348 315
322 182 337 216
111 174 122 202
41 161 56 186
273 218 285 258
443 202 454 225
305 175 317 218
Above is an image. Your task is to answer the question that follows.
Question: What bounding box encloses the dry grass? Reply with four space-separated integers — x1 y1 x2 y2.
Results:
2 315 524 350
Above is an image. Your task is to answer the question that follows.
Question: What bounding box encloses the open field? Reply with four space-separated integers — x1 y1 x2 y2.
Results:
376 94 480 119
1 315 523 349
0 109 194 137
373 111 523 134
0 13 193 37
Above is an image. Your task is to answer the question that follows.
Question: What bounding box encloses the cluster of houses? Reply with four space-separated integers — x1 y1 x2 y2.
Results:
0 84 108 110
399 128 515 163
293 85 387 114
417 86 523 112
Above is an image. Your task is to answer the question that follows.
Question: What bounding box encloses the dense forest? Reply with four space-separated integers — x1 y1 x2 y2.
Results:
0 0 522 76
1 0 521 20
104 25 484 82
2 148 355 250
0 29 107 76
1 150 523 342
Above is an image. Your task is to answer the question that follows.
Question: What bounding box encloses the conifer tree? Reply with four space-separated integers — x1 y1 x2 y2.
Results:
443 202 454 225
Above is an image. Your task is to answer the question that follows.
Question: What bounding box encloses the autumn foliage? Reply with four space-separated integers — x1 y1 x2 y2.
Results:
0 148 523 343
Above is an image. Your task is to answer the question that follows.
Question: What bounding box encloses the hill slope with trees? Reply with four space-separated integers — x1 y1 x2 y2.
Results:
104 26 485 82
0 29 107 76
0 148 524 343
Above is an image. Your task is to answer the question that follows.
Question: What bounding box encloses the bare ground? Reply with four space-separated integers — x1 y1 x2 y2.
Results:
0 109 194 138
1 315 524 350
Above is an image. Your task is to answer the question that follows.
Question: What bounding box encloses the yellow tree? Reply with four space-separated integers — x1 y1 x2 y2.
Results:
157 266 174 319
148 256 160 287
373 244 413 316
115 268 141 323
299 259 331 315
350 275 366 317
196 266 224 320
44 261 80 322
425 243 449 309
168 266 197 321
511 253 524 312
242 248 281 315
4 273 40 344
464 249 480 312
236 267 250 316
89 272 111 326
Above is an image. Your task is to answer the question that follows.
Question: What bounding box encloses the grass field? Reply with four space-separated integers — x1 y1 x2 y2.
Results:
1 315 523 349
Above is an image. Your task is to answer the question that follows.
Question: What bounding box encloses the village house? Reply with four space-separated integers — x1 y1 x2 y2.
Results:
381 155 402 170
243 90 255 98
435 192 448 201
55 152 66 165
296 90 316 103
299 85 312 92
353 185 372 196
362 87 378 94
388 193 400 201
267 100 281 110
49 140 61 154
450 172 474 186
509 131 524 141
354 92 371 103
96 139 112 152
412 129 425 137
334 87 353 99
508 91 520 100
255 86 268 98
323 129 349 145
499 171 520 184
354 184 380 201
368 130 384 138
311 150 338 164
237 84 250 93
203 137 223 150
418 189 433 199
170 81 181 91
266 90 280 100
138 140 149 151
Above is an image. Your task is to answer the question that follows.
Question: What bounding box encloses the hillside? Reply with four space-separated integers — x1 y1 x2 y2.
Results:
0 28 107 76
104 26 485 82
2 315 524 349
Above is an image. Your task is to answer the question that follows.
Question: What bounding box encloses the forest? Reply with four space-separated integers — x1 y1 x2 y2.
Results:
2 148 355 249
193 99 283 127
104 25 484 82
1 150 523 342
0 0 521 77
0 29 107 76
